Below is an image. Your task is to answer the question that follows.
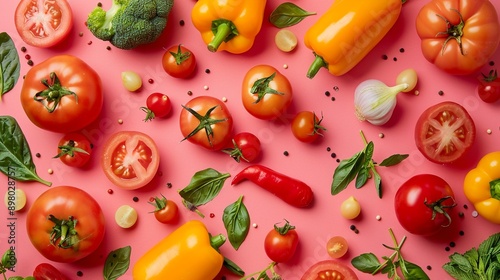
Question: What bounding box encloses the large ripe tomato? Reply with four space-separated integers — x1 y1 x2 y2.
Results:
20 55 103 133
415 0 500 75
242 65 293 120
394 174 456 236
162 44 197 78
301 260 359 280
264 220 299 263
180 96 233 151
26 186 105 263
55 133 92 168
101 131 160 190
15 0 73 48
415 101 475 164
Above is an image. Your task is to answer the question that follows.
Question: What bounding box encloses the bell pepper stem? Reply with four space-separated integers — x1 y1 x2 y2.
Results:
208 22 232 52
490 179 500 200
307 53 327 79
210 234 226 251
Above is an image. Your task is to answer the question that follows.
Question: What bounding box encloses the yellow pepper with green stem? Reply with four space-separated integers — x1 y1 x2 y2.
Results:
191 0 267 54
304 0 403 78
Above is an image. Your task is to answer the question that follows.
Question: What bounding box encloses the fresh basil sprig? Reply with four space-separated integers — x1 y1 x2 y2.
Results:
223 195 250 250
351 228 430 280
103 246 131 280
331 131 407 198
269 3 316 28
0 32 20 100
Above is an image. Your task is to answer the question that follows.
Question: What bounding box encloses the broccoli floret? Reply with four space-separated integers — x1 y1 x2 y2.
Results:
86 0 174 50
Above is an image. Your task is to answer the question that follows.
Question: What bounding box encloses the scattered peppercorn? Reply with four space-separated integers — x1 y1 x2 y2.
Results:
187 90 193 96
106 46 111 50
88 41 93 45
79 32 84 37
463 204 468 209
97 2 102 7
331 96 336 101
325 91 330 97
166 182 172 188
330 153 336 158
326 147 331 152
399 48 405 53
27 60 33 66
382 54 388 60
133 196 139 202
449 241 456 248
25 54 31 60
35 153 41 158
179 20 185 26
148 78 154 84
336 159 340 163
445 247 450 251
459 230 465 236
333 86 339 91
438 90 444 96
20 46 27 52
205 69 211 74
458 212 464 218
107 189 113 194
354 229 359 234
426 265 432 270
349 225 356 230
210 213 215 218
283 151 289 156
76 271 83 277
393 57 398 61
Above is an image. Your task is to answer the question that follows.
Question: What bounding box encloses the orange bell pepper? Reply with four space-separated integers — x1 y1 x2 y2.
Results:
191 0 267 54
304 0 403 78
464 151 500 224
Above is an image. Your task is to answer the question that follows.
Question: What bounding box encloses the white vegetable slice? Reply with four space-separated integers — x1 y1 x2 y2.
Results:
115 205 138 228
275 29 298 52
4 188 27 211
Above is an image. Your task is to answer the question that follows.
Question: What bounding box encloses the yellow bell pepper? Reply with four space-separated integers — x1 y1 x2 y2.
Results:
191 0 267 54
464 151 500 224
132 220 225 280
304 0 402 78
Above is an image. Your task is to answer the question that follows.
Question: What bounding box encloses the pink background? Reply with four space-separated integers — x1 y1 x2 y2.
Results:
1 0 500 279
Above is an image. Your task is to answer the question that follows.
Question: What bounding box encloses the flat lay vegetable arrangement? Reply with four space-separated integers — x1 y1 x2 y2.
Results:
1 0 500 279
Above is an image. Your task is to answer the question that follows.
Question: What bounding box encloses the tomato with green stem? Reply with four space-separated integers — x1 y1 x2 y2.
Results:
142 93 172 121
477 69 500 103
54 133 92 168
149 195 179 224
223 132 261 162
291 111 326 142
264 220 299 263
162 44 197 78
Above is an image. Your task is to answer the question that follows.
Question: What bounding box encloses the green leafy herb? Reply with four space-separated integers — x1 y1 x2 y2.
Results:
351 228 430 280
269 3 316 28
241 262 281 280
0 32 21 99
331 131 407 198
443 232 500 280
223 257 245 277
223 195 250 250
103 246 131 280
0 116 52 186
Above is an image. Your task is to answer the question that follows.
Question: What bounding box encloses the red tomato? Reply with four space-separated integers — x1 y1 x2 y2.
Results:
180 96 233 151
395 174 457 236
242 65 293 120
264 221 299 263
291 111 326 143
415 0 500 75
415 101 475 164
149 195 179 224
26 186 105 263
15 0 73 48
20 55 103 133
301 260 359 280
55 133 92 168
101 131 160 190
162 44 197 78
223 132 261 162
142 92 172 121
477 69 500 103
33 263 68 280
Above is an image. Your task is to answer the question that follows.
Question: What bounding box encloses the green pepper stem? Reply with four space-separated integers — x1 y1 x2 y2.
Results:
210 234 226 250
208 22 232 52
306 53 327 79
490 179 500 200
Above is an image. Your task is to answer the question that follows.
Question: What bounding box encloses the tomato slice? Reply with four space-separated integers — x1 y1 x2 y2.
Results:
33 263 68 280
15 0 73 48
101 131 160 190
301 260 359 280
415 101 475 164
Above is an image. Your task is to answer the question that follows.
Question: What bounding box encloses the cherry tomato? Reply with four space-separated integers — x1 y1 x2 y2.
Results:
477 69 500 103
394 174 457 236
415 0 500 75
15 0 73 48
180 96 233 151
264 220 299 263
26 186 105 263
223 132 261 162
340 196 361 220
291 111 326 143
326 236 349 259
142 93 172 121
101 131 160 190
242 65 293 120
33 263 68 280
54 133 92 168
162 44 197 78
301 260 359 280
20 55 103 133
415 101 475 164
121 71 142 92
149 195 179 224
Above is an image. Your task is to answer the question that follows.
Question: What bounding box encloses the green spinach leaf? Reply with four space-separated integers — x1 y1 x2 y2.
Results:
103 246 131 280
223 196 250 250
0 33 20 98
269 3 316 28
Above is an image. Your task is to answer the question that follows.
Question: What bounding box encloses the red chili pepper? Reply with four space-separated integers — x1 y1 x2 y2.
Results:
231 165 314 208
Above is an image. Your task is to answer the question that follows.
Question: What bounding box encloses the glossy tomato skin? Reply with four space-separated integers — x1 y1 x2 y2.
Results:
180 96 233 151
225 132 261 162
477 70 500 103
301 260 359 280
15 0 73 48
291 111 325 143
101 131 160 190
26 186 105 263
20 55 103 133
56 133 92 168
144 92 172 121
415 101 475 164
153 199 179 224
395 174 456 236
33 263 68 280
242 65 293 120
264 225 299 263
162 45 197 78
416 0 500 75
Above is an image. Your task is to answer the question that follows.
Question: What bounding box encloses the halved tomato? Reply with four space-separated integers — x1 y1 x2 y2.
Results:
15 0 73 48
415 101 475 164
101 131 160 190
301 260 359 280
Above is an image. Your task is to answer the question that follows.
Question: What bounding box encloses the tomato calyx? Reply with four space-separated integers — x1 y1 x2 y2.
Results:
311 112 326 137
148 194 168 212
436 9 465 55
48 215 79 249
170 44 192 65
251 72 285 103
34 72 78 113
141 107 156 122
424 195 456 227
222 139 248 163
54 140 90 159
274 219 295 235
481 69 498 83
181 104 228 147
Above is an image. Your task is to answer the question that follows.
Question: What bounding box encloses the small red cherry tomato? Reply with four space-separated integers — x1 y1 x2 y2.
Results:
291 111 326 143
162 44 197 78
477 69 500 103
223 132 261 162
54 133 92 168
149 195 179 224
264 220 299 263
142 92 172 121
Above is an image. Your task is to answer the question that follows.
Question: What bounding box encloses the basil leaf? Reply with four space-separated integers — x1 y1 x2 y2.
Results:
363 141 374 164
7 277 24 280
331 151 365 195
0 116 51 186
269 3 316 28
223 196 250 250
103 246 131 280
223 257 245 276
351 252 381 273
402 260 430 280
355 167 369 189
0 33 20 98
179 168 230 206
373 170 382 198
379 154 409 166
